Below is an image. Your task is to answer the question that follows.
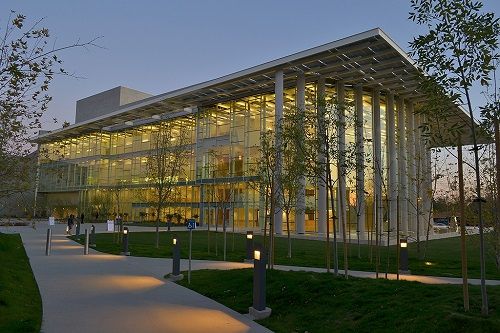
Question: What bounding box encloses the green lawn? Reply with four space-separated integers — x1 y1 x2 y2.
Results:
0 233 42 333
71 230 500 279
179 268 500 333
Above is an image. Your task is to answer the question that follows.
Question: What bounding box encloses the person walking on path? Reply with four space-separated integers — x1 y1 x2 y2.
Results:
80 213 85 224
67 215 74 235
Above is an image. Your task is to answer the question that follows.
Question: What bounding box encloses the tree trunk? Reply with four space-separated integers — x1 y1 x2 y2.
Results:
155 206 161 249
458 144 470 311
327 177 338 275
339 187 349 279
463 86 488 315
495 118 500 270
286 211 291 258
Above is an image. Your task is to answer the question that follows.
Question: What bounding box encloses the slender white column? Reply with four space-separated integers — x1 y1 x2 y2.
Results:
397 97 408 235
273 70 284 235
386 93 398 231
406 102 417 235
372 89 382 239
317 78 327 234
296 73 306 234
354 85 366 239
337 81 346 238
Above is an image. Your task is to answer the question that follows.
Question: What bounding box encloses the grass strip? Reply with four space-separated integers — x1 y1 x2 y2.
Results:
0 233 42 333
179 268 500 333
71 230 500 279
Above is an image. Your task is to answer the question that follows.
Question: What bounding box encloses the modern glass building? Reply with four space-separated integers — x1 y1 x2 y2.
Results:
34 29 473 238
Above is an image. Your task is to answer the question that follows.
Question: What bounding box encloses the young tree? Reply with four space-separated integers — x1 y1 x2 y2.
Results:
252 129 278 268
0 12 99 198
480 61 500 270
279 112 307 258
290 88 357 276
147 121 192 248
409 0 499 315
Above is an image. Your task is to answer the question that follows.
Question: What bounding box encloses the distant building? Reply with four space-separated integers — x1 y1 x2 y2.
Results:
34 29 474 237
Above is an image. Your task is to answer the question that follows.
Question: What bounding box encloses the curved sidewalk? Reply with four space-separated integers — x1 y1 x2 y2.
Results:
2 224 271 333
2 223 499 333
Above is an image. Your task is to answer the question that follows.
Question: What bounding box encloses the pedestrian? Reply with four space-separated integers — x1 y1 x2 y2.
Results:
81 213 85 224
67 214 74 235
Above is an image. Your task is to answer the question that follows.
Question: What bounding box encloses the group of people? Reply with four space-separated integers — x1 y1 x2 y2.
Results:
66 213 85 235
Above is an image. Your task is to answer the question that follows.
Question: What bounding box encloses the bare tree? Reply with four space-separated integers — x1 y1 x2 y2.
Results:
147 121 192 248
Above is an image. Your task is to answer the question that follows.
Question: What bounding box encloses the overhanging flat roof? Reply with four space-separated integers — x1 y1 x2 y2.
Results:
34 28 480 146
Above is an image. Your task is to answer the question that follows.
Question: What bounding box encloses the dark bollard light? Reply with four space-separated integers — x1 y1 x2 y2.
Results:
168 236 184 281
399 238 410 274
90 225 96 247
121 227 130 256
45 228 52 256
248 243 272 320
84 229 89 255
245 231 254 262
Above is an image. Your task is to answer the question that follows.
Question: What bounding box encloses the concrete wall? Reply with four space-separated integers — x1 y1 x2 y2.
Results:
75 86 152 123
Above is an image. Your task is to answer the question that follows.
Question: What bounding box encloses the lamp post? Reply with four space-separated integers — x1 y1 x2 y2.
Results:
245 231 254 262
121 227 130 256
399 238 410 274
248 243 271 320
169 235 184 281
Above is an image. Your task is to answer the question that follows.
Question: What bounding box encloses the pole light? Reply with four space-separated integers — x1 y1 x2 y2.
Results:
245 231 254 262
121 227 130 256
169 235 184 281
248 243 271 320
399 238 410 274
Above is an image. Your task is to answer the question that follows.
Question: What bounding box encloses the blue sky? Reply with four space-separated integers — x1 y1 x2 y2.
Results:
0 0 498 130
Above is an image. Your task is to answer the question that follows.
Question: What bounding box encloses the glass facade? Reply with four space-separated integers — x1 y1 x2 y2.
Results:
38 82 392 233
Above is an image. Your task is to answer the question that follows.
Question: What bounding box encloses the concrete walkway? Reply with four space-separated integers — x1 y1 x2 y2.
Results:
1 224 271 333
2 222 499 333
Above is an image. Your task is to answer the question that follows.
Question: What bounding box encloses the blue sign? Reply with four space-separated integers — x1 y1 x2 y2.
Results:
187 219 197 230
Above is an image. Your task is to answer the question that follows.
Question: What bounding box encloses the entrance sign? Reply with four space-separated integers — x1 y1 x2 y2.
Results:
48 216 55 226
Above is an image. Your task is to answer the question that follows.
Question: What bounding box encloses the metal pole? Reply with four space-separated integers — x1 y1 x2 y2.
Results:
84 229 89 255
188 229 192 284
45 228 52 256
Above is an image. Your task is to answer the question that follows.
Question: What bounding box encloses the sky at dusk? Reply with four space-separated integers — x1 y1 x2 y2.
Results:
0 0 499 131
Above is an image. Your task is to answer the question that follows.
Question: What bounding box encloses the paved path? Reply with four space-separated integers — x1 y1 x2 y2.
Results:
1 224 271 333
2 222 499 333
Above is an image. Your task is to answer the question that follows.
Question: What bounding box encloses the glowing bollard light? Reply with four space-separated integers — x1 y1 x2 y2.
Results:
45 228 52 256
90 225 96 247
399 238 410 274
121 227 130 256
245 231 254 262
248 243 271 320
168 236 184 281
